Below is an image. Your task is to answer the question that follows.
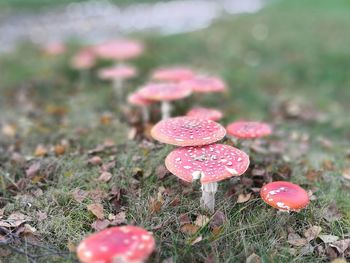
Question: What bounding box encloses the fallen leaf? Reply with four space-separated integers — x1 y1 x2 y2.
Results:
91 219 110 231
331 259 348 263
329 239 350 254
237 193 252 203
246 253 261 263
305 169 322 182
88 156 103 166
300 243 314 255
37 211 47 221
101 161 116 172
191 236 203 245
0 212 31 228
287 233 308 247
156 165 169 180
100 112 113 125
210 211 226 229
319 235 339 243
67 241 76 252
2 124 16 137
54 144 66 156
342 168 350 180
323 202 342 222
179 214 191 226
98 172 113 182
149 198 163 214
180 224 199 235
109 212 127 226
72 188 88 203
87 203 104 219
194 215 210 227
89 189 108 203
34 144 48 157
25 162 41 178
304 225 322 242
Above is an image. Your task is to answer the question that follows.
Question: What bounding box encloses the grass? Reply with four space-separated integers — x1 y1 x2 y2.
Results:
1 0 350 262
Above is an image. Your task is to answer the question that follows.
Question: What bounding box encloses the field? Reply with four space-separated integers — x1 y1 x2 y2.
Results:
0 0 350 262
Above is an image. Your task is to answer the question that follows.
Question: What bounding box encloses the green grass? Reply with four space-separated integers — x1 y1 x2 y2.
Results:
1 0 350 262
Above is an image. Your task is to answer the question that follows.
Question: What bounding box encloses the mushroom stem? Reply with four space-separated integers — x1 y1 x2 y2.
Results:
113 77 123 100
161 101 172 120
201 182 218 213
78 69 89 91
141 106 150 123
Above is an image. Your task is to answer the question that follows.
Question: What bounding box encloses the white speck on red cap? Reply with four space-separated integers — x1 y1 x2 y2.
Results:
165 143 250 183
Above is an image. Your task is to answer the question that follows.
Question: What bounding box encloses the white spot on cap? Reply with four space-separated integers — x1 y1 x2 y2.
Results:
184 166 191 169
84 251 93 258
225 166 238 175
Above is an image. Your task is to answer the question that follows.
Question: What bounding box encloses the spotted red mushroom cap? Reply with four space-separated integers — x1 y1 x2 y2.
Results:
226 121 272 139
94 39 143 61
180 75 226 93
151 116 226 146
128 92 153 106
71 48 96 70
77 226 155 263
151 67 194 82
186 107 223 121
260 181 309 212
138 83 192 102
98 65 137 80
165 143 249 184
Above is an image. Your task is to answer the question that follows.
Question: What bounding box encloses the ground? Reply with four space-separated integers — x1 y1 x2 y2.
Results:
0 0 350 262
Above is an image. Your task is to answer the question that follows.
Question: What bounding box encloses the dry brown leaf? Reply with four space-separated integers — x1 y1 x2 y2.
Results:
0 212 31 228
156 165 169 180
34 144 48 157
194 215 210 227
109 212 127 226
329 239 350 254
98 172 113 182
287 233 308 247
179 214 191 226
305 169 322 182
101 161 116 172
54 144 66 156
319 235 339 243
180 224 199 235
72 188 88 203
304 225 322 242
323 202 342 222
149 198 163 214
88 156 103 166
237 193 252 204
342 168 350 180
87 203 104 219
331 259 348 263
210 211 226 229
2 124 16 137
191 236 203 245
67 241 76 252
37 211 48 221
100 112 113 125
25 162 41 178
246 253 261 263
91 219 110 231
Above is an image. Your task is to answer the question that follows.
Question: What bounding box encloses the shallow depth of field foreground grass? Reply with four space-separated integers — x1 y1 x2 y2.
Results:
0 0 350 262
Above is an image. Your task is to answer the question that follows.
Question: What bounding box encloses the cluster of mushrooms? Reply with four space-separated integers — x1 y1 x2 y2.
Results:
61 39 310 263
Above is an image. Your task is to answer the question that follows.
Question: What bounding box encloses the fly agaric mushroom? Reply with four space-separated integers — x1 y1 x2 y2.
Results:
138 83 192 119
180 75 227 93
77 226 155 263
71 48 96 88
151 116 226 146
43 42 66 56
186 107 223 121
165 143 250 212
94 39 144 62
226 121 272 139
151 67 195 82
128 91 153 124
98 65 137 99
260 181 309 212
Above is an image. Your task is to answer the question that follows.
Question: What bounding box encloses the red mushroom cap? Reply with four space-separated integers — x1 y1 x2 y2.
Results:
260 181 309 211
94 39 143 61
43 42 66 56
151 116 226 146
71 48 96 70
180 75 226 93
165 143 249 183
226 121 272 139
138 83 192 102
98 65 137 80
186 107 223 121
77 226 155 263
128 92 153 106
151 67 194 82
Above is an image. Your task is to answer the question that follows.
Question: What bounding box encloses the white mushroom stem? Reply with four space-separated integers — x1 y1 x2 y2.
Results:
78 69 89 90
201 182 218 213
141 106 150 123
161 101 172 120
113 77 123 100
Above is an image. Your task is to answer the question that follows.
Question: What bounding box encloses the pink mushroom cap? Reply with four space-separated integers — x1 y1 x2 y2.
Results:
138 83 192 102
186 107 223 121
71 48 96 70
165 143 249 184
151 67 195 82
151 116 226 146
128 92 153 106
44 42 66 56
77 225 155 263
226 121 272 139
94 39 143 61
98 65 137 80
180 75 227 93
260 181 310 212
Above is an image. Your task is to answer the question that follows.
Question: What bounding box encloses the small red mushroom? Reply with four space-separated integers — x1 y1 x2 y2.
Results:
77 226 155 263
138 83 192 119
94 39 144 61
151 116 226 146
186 107 223 121
43 42 66 56
71 48 96 88
128 91 153 124
226 121 272 139
260 181 309 212
98 65 137 99
165 143 250 212
151 67 194 82
180 75 226 93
